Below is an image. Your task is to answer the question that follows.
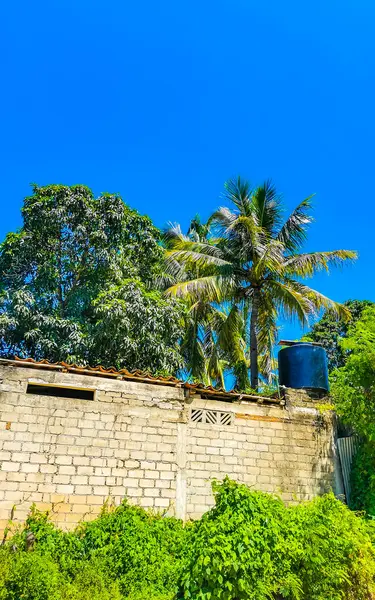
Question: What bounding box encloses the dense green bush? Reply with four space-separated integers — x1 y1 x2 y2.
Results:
0 550 122 600
0 481 375 599
177 478 375 600
0 501 186 600
177 479 291 599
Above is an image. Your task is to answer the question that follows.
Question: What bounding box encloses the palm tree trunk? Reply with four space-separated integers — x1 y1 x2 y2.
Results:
250 287 260 390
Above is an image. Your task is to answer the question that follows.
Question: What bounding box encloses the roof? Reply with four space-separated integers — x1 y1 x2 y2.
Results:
0 357 280 405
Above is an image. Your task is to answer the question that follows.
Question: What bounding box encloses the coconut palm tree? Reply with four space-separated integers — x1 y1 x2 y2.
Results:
165 177 357 390
164 215 248 387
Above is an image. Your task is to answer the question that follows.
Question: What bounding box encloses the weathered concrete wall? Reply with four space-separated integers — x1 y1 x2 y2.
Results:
0 363 336 530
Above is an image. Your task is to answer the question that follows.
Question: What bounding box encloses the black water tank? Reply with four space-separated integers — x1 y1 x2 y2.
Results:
278 342 329 391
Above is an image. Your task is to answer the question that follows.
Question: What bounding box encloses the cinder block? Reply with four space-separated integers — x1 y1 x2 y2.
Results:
93 486 109 495
2 461 20 472
53 475 71 485
59 466 76 475
6 472 26 483
89 476 106 486
21 463 39 473
71 475 88 485
155 497 170 508
220 447 234 456
55 456 73 466
74 486 92 495
139 497 154 507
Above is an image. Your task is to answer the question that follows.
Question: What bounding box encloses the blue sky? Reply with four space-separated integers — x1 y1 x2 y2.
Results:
2 0 374 341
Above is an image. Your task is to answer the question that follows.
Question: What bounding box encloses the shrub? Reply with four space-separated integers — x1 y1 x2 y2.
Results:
60 561 122 600
0 550 63 600
1 483 375 600
177 478 291 599
177 478 375 600
285 494 375 600
1 499 186 600
74 500 187 597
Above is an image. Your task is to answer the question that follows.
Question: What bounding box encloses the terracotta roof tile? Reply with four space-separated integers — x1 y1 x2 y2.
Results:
0 356 279 404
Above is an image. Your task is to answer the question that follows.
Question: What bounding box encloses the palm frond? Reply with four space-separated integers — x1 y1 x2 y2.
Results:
225 214 264 249
257 293 278 347
209 208 265 265
252 238 284 280
151 271 178 291
222 176 253 215
162 254 189 281
232 360 250 391
181 336 207 382
215 304 247 365
209 206 238 234
277 195 314 252
166 275 233 304
207 348 227 389
252 180 283 233
274 277 352 321
284 250 358 278
181 306 212 383
188 299 217 320
187 215 210 242
163 222 190 246
164 236 225 256
301 285 352 321
258 354 278 386
165 248 231 271
257 301 278 385
264 279 314 325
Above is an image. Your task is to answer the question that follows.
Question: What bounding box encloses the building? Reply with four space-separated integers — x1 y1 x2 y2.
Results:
0 357 338 531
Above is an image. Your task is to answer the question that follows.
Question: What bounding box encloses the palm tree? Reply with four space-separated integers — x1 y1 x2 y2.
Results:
165 177 357 391
164 215 247 387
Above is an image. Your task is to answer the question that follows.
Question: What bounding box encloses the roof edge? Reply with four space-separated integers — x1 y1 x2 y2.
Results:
0 357 280 405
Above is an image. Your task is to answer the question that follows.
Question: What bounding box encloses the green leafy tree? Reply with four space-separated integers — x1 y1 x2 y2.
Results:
166 177 356 390
331 306 375 439
90 279 185 373
303 299 374 371
331 307 375 515
0 184 184 374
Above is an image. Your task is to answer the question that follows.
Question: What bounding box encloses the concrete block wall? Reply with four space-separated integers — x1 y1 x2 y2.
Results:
184 397 335 518
0 362 336 531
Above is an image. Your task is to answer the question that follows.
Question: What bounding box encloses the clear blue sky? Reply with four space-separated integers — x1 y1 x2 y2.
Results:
2 0 374 341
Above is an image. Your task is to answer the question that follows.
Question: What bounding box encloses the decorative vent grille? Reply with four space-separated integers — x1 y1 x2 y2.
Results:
190 408 234 426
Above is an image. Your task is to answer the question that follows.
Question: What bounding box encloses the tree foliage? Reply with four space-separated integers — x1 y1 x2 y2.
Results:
330 306 375 515
350 439 375 516
331 306 375 440
1 481 375 600
164 217 245 388
304 299 374 371
165 177 356 390
0 184 185 374
90 279 185 374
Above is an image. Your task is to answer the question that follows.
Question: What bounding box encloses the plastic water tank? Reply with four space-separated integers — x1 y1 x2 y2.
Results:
278 342 329 391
